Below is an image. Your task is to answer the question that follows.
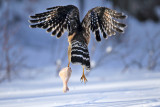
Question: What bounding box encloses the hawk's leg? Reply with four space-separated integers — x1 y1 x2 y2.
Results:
68 45 71 67
80 68 87 83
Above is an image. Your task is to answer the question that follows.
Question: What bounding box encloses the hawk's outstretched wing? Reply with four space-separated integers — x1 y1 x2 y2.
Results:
82 7 127 41
29 5 80 38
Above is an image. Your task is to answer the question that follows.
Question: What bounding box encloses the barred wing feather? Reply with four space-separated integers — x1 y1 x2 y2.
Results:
82 7 127 41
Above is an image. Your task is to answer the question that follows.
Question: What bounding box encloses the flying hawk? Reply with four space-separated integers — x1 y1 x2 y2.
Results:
29 5 127 83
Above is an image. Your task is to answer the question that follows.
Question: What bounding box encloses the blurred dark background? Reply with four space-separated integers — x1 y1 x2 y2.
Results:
111 0 160 22
0 0 160 82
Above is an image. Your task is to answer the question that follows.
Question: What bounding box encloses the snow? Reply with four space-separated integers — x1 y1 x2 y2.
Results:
0 68 160 107
91 60 96 68
106 46 112 54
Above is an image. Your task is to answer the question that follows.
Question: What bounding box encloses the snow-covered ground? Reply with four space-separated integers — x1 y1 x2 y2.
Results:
0 67 160 107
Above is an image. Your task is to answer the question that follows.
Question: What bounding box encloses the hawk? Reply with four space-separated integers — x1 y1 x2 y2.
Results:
29 5 127 83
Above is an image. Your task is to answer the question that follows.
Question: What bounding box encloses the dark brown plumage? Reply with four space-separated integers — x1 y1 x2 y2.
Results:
29 5 127 83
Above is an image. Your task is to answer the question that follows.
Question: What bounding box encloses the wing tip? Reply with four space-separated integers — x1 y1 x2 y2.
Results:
29 25 37 28
28 20 32 23
121 12 128 19
125 15 128 19
46 8 52 10
28 20 38 23
29 15 37 19
46 30 50 33
51 34 54 36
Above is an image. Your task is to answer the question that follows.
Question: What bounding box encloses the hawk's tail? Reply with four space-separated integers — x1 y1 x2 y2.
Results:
71 40 90 71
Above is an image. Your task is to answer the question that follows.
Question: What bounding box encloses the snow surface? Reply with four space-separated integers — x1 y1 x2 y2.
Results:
0 67 160 107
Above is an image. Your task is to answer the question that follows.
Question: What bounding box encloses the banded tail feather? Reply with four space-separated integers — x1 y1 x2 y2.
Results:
71 40 90 71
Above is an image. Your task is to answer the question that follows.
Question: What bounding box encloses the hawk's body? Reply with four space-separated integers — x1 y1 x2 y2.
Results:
29 5 127 83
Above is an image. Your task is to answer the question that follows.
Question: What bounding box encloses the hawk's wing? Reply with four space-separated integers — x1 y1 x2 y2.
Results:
82 7 127 41
29 5 80 38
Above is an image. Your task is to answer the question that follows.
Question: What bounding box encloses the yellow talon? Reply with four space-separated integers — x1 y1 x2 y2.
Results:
80 68 88 83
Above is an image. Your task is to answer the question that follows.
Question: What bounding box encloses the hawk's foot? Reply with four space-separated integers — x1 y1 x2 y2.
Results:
80 69 87 83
